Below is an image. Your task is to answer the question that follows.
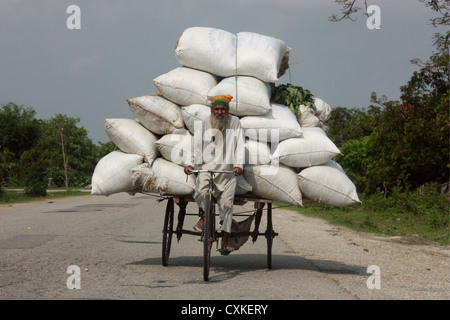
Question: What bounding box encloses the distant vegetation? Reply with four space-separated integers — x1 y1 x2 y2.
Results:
0 104 116 197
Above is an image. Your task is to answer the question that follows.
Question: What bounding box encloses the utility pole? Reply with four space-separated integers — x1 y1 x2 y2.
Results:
60 128 69 190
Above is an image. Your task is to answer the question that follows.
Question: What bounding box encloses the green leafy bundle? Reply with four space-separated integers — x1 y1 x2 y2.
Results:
271 83 316 115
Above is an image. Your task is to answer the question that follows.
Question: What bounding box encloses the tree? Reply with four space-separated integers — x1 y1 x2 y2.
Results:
37 114 97 187
326 103 381 147
17 148 50 197
0 103 41 160
327 0 450 194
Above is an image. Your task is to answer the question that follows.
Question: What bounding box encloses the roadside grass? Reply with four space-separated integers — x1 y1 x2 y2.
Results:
0 187 90 204
276 192 449 246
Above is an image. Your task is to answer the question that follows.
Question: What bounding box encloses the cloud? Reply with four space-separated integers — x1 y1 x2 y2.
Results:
68 54 105 76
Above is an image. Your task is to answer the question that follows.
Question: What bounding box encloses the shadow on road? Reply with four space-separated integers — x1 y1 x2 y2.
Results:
128 253 369 282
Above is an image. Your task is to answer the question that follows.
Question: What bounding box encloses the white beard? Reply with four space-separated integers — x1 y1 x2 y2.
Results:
210 114 229 134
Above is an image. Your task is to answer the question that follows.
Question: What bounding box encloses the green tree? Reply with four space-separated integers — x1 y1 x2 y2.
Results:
328 0 449 194
94 141 117 161
37 114 97 187
17 149 50 197
334 136 375 194
0 103 41 160
326 104 381 147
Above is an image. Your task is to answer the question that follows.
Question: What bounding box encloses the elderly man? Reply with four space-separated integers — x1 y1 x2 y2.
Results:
184 94 245 254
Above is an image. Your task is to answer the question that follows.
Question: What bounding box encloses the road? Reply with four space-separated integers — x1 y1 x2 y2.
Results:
0 192 448 302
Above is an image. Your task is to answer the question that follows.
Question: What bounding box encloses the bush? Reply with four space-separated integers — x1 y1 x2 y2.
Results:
18 149 49 197
361 183 449 229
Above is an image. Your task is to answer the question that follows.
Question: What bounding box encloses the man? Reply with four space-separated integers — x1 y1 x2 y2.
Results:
184 94 245 254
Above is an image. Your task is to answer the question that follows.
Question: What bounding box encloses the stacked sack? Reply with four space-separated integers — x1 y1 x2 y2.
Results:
91 26 360 208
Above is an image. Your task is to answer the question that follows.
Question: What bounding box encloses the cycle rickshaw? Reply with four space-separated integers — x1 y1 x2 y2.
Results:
154 169 277 281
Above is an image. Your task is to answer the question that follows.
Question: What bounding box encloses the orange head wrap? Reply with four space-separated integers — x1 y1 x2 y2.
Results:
211 94 233 107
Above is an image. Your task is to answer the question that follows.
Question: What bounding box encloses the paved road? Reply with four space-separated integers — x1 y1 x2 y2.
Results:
0 193 356 301
1 192 447 304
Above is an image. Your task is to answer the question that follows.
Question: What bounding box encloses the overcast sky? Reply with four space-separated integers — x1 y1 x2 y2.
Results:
0 0 442 144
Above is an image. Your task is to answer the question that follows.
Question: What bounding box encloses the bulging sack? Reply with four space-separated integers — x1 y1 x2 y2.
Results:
240 103 302 142
105 118 159 164
245 139 272 165
155 129 193 167
175 27 291 83
181 104 211 134
127 94 184 135
153 67 219 106
91 151 144 196
297 97 332 128
297 105 320 127
208 76 271 116
272 127 341 168
132 158 196 195
244 164 302 206
298 160 360 207
235 174 252 195
313 97 332 125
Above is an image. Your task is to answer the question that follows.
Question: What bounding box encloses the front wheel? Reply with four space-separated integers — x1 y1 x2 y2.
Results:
203 195 215 281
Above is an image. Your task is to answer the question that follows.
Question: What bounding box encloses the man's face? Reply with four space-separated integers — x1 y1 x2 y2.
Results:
212 105 228 120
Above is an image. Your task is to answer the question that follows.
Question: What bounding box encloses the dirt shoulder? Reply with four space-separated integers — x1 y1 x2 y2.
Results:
266 205 449 300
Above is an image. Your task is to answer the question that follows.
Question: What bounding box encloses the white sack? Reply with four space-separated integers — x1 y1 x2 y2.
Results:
244 164 302 206
240 103 302 142
298 160 360 207
272 127 341 168
132 158 196 195
235 174 252 195
155 129 193 167
174 27 291 83
127 94 184 135
313 97 332 125
181 104 211 134
208 76 271 116
105 118 159 164
153 67 219 106
91 151 143 196
245 139 272 165
297 105 320 127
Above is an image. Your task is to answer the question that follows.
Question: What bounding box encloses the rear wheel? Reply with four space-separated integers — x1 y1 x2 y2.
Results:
266 202 273 269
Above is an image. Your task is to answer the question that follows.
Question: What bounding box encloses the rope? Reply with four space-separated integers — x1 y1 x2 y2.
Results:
235 33 239 114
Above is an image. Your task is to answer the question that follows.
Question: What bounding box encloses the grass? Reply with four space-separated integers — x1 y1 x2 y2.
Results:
275 191 449 246
0 187 90 205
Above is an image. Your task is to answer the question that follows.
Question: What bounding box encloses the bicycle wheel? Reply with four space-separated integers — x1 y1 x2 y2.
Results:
203 195 215 281
266 202 273 269
162 197 174 266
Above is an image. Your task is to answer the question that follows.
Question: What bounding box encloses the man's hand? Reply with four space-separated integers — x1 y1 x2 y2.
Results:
184 165 194 175
233 167 243 176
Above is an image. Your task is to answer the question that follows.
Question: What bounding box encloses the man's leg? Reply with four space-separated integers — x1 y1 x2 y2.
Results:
193 172 210 231
217 178 236 249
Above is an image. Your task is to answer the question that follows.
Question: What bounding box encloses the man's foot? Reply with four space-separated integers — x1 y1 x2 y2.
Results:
193 217 203 232
218 241 235 255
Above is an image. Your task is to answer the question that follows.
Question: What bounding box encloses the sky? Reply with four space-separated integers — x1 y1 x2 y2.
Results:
0 0 443 144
